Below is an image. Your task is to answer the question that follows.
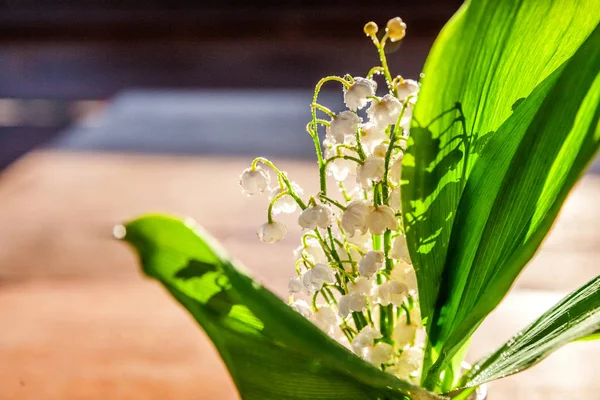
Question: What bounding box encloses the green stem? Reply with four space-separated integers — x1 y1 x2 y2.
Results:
320 194 347 211
311 103 336 118
367 66 385 79
355 125 367 160
324 155 364 168
382 101 410 203
310 76 351 195
401 303 412 325
338 181 352 202
267 191 290 223
251 157 307 209
375 34 395 94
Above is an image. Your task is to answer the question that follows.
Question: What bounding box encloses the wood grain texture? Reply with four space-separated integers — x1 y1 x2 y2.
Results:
0 150 598 399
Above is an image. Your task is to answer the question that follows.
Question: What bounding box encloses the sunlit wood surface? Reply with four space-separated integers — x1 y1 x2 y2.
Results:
0 150 598 400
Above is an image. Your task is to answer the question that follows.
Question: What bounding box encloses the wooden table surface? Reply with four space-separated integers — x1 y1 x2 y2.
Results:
0 151 598 400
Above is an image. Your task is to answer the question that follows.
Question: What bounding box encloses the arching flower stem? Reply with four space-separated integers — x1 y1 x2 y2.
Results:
319 194 347 211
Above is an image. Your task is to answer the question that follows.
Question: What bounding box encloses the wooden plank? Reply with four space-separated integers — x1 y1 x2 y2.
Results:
0 150 598 399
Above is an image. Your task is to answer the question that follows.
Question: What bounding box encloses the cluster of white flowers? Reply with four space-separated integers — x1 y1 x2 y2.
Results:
239 17 425 382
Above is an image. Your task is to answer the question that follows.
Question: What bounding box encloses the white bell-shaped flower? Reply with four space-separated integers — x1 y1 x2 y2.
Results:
372 143 388 158
388 153 404 186
366 205 398 235
393 314 418 348
348 276 375 295
351 325 382 353
257 221 287 243
357 155 385 189
367 94 402 127
325 145 357 181
338 293 367 318
341 200 370 237
313 306 340 335
358 250 385 277
298 203 334 230
239 166 270 195
391 261 418 294
270 184 302 214
390 234 411 263
327 111 362 144
367 342 394 366
344 77 377 111
288 276 305 295
359 122 388 154
302 263 336 292
373 280 408 306
396 79 419 102
393 347 423 381
389 187 402 211
290 299 313 319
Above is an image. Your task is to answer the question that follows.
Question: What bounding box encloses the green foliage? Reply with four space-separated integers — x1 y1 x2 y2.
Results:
401 0 600 388
464 276 600 388
122 215 443 400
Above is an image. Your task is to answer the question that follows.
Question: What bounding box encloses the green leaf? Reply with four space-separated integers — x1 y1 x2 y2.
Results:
462 276 600 388
577 331 600 342
121 214 444 400
401 0 600 385
422 22 600 385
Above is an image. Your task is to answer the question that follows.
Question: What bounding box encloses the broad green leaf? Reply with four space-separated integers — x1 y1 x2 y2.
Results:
462 276 600 388
576 328 600 342
402 0 600 330
122 214 444 400
401 0 600 385
422 23 600 386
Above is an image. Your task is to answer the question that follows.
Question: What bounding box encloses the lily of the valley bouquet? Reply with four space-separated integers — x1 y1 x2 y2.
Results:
120 1 600 399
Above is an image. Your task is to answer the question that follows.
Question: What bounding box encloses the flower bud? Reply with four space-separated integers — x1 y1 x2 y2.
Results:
257 221 287 243
386 17 407 42
364 21 378 37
